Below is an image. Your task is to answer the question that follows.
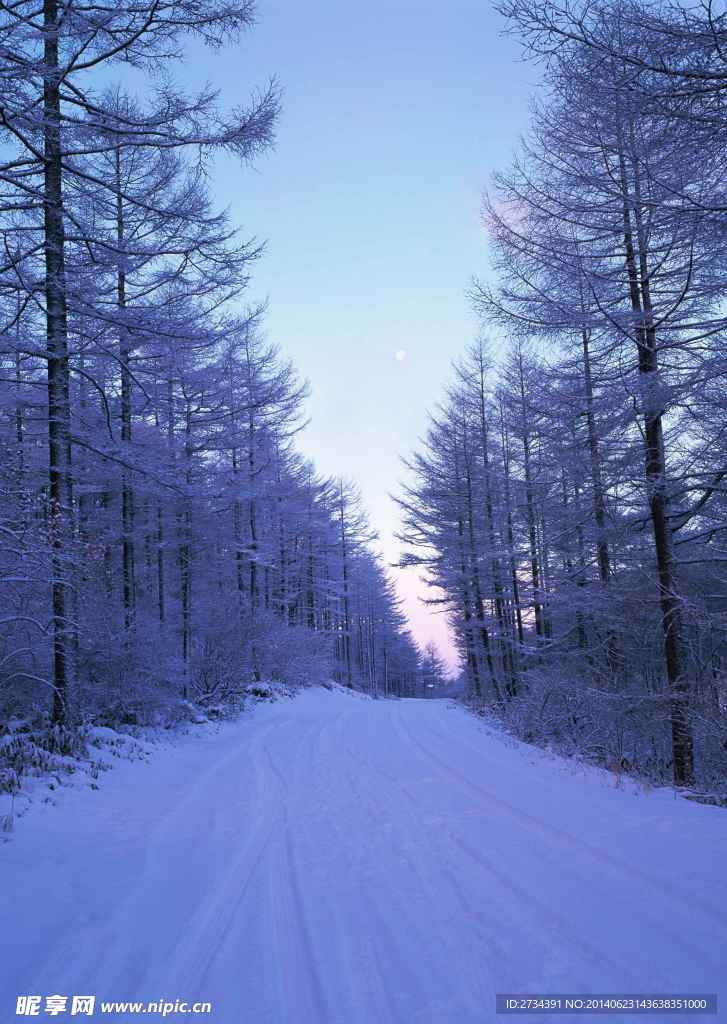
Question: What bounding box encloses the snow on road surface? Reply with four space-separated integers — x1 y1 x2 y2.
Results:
2 687 727 1024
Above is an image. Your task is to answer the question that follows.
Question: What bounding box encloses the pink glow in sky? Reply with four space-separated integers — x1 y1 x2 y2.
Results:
393 567 460 675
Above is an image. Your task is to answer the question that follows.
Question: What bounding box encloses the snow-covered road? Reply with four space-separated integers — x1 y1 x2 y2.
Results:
3 687 727 1023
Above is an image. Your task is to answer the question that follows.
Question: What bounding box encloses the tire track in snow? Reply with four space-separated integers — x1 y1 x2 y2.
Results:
144 718 290 1001
261 716 333 1024
35 717 283 1002
335 720 434 1019
334 708 513 1017
303 706 412 1024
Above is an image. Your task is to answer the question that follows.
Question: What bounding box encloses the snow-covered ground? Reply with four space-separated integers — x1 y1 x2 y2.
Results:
2 687 726 1023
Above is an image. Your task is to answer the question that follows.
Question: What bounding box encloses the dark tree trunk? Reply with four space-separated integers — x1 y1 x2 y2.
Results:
116 148 136 634
157 501 165 624
44 0 74 724
339 484 352 688
517 358 545 641
499 404 525 647
618 144 693 785
476 361 518 694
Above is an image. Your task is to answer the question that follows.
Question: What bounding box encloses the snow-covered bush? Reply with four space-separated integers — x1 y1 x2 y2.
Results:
0 718 90 794
470 662 727 792
252 618 334 689
245 682 274 699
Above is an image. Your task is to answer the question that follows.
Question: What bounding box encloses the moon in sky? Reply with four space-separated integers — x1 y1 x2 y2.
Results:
395 349 407 362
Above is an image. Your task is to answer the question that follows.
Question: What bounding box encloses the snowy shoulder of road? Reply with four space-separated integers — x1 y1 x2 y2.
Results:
2 685 726 1024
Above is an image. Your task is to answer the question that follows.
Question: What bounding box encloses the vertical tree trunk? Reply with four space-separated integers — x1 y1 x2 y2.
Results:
579 327 621 671
248 412 258 608
14 344 24 482
457 513 482 700
306 532 316 629
516 351 545 641
581 329 611 585
115 147 136 634
231 447 246 605
179 398 193 696
475 351 518 694
44 0 74 724
618 142 693 785
143 497 153 578
462 431 499 699
499 402 525 647
158 374 176 627
157 501 165 623
339 482 353 688
563 467 587 650
537 489 553 640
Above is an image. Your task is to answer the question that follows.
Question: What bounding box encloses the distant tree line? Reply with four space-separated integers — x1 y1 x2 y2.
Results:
0 0 420 738
398 0 727 789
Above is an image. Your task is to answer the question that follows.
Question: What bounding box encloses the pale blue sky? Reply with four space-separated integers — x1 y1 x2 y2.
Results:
185 1 537 668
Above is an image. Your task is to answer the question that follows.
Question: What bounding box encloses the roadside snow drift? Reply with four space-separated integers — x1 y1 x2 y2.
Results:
2 687 726 1023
